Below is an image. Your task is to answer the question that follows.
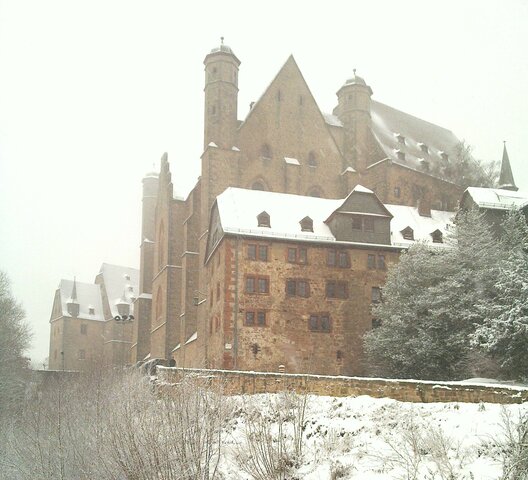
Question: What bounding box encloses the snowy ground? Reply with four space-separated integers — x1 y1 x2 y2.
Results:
217 394 527 479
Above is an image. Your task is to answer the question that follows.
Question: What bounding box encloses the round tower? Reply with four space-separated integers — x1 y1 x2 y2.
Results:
203 38 240 149
335 70 373 171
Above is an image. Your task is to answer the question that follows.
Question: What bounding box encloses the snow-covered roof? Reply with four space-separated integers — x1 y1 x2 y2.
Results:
284 157 300 165
98 263 140 318
59 279 104 321
464 187 528 211
323 113 343 127
370 100 462 176
386 204 454 247
215 187 453 247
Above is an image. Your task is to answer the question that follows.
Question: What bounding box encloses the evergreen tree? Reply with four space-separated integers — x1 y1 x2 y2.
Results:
472 211 528 381
364 209 500 380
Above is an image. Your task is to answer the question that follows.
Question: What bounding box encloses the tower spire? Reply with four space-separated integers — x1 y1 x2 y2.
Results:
71 276 78 301
498 141 518 191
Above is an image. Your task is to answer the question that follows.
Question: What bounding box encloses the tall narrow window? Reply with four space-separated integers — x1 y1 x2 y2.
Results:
371 287 382 304
367 254 376 270
80 324 87 335
260 144 272 160
308 151 317 167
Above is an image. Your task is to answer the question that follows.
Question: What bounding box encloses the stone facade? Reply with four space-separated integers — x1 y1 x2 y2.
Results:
131 41 479 375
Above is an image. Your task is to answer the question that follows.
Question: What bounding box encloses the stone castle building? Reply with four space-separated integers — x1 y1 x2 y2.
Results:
50 41 523 375
48 263 138 371
128 40 491 376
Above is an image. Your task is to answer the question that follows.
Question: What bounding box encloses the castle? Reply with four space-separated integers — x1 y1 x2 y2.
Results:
50 41 524 374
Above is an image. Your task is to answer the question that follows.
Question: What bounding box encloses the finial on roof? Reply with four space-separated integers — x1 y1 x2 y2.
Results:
221 36 224 45
71 277 78 301
498 141 518 191
353 68 356 75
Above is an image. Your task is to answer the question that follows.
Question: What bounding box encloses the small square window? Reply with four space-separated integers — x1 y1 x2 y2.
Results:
394 187 401 198
286 279 296 296
248 245 257 260
367 254 376 269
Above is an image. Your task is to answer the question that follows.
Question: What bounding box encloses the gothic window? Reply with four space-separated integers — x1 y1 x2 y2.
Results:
251 181 266 191
257 211 270 228
308 151 317 167
300 216 313 232
78 349 86 360
260 144 272 160
401 227 414 240
431 230 443 243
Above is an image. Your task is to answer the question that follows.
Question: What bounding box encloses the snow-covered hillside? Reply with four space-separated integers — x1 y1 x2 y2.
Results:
219 394 527 479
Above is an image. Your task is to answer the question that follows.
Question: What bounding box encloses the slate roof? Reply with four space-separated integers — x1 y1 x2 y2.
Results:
98 263 140 318
59 279 104 321
215 187 453 247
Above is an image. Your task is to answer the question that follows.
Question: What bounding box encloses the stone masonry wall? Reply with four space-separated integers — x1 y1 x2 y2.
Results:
158 367 528 405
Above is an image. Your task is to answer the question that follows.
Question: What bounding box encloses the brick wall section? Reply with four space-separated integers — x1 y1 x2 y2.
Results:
158 367 528 405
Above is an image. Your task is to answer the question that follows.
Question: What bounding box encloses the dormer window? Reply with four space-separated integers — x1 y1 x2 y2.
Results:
418 143 429 154
300 216 314 232
401 226 414 241
440 151 449 162
88 307 95 315
260 144 272 160
251 181 266 191
308 151 317 167
395 149 406 161
257 211 270 228
124 274 130 280
420 159 430 172
395 133 406 145
431 229 443 243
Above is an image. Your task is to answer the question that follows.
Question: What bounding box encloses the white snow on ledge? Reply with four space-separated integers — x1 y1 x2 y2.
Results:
284 157 300 165
185 331 198 345
208 142 218 148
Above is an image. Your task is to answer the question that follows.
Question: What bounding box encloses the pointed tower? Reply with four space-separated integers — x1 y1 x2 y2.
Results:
66 278 80 317
203 37 240 149
498 142 518 191
333 70 373 171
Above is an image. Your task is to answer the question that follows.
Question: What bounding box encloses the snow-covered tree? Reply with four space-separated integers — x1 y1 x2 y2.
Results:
364 209 501 380
0 271 31 415
472 211 528 381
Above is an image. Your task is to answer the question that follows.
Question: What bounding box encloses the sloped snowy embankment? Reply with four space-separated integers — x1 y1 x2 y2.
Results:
218 394 527 479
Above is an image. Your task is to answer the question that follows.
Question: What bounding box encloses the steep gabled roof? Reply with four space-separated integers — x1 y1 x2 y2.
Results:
498 143 518 191
98 263 139 318
463 187 528 211
59 279 104 321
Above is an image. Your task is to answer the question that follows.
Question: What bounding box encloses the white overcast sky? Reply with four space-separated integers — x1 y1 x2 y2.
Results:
1 0 527 365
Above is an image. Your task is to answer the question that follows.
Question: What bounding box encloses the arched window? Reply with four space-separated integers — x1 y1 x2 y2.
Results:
308 151 317 167
158 222 165 269
257 211 271 228
260 144 272 160
252 181 266 191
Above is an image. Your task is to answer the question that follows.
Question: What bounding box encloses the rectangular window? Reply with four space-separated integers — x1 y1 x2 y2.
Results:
367 254 376 269
364 217 374 233
245 311 255 326
80 324 87 335
372 287 382 304
245 310 266 327
338 251 350 268
258 245 268 261
351 216 362 230
327 250 336 267
378 255 386 270
246 277 255 293
326 281 348 299
258 278 269 294
286 279 310 297
248 244 257 260
309 314 331 332
287 247 307 264
78 349 86 360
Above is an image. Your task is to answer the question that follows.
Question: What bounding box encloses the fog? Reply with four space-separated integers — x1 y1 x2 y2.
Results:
0 0 527 366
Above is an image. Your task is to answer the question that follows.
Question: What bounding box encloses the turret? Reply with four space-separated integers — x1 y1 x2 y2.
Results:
66 278 80 317
498 142 518 191
334 70 373 171
139 167 159 294
203 37 240 150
